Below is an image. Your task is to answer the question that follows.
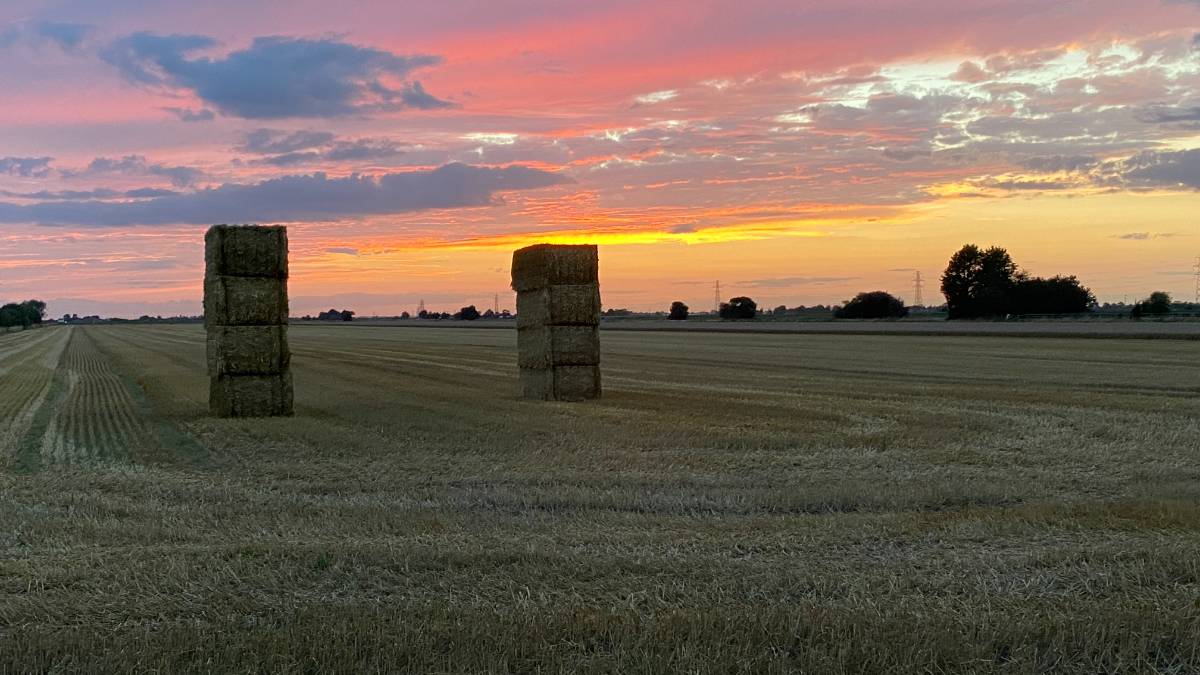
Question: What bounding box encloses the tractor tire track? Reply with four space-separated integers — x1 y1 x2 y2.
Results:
0 328 68 465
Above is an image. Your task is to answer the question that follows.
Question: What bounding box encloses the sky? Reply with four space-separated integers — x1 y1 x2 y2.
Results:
1 0 1199 317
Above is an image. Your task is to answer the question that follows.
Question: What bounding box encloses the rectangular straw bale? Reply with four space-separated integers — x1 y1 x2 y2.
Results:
553 364 601 401
517 325 599 369
204 276 289 326
210 371 294 417
205 225 289 278
516 284 600 328
511 244 598 291
206 325 290 376
519 365 601 401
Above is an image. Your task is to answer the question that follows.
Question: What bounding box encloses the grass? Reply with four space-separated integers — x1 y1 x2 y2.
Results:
1 324 1199 673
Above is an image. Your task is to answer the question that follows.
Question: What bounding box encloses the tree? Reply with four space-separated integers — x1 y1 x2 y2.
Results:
457 305 481 320
1011 276 1095 315
339 310 355 321
941 244 1020 319
0 300 46 329
400 311 411 319
834 291 908 319
719 296 757 320
668 301 689 320
1131 291 1171 318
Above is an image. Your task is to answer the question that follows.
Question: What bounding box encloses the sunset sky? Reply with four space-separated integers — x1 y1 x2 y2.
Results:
2 0 1199 317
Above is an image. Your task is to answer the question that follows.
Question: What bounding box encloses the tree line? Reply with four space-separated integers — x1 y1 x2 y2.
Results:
665 243 1179 321
0 300 46 329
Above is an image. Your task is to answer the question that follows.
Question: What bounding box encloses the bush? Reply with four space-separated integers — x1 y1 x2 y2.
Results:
1011 276 1095 315
0 300 46 328
668 301 689 320
941 244 1094 318
457 305 481 321
718 297 757 320
1131 292 1171 318
834 291 908 319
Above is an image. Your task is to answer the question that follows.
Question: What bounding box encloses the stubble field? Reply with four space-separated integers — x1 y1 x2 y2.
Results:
1 324 1198 673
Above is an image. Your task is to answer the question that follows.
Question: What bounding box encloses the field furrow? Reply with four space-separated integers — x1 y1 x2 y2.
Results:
0 328 68 464
35 328 152 466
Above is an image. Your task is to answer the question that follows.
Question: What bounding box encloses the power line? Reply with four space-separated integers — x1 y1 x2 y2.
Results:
417 299 425 315
913 271 925 308
1193 255 1199 304
713 280 722 312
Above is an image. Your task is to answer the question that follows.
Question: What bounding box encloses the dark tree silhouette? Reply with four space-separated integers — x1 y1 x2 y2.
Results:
1011 276 1095 314
457 305 481 320
834 291 908 319
1131 291 1171 318
941 244 1020 318
0 300 46 328
719 296 757 320
668 301 689 320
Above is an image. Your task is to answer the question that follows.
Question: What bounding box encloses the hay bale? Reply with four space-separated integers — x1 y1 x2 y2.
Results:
205 225 288 278
517 325 599 369
511 244 598 291
553 364 601 401
519 365 601 401
518 368 554 400
210 371 294 417
203 276 289 327
516 284 600 328
207 325 290 375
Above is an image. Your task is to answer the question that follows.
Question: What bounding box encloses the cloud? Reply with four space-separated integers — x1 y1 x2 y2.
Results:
236 129 405 165
0 20 92 51
1020 155 1098 172
0 156 53 177
237 129 335 154
0 187 178 200
32 21 91 51
1137 105 1200 123
63 155 204 188
741 276 858 288
0 163 571 226
950 60 989 83
1113 148 1200 189
1114 232 1185 240
633 90 678 105
325 247 359 255
101 33 450 118
162 107 216 122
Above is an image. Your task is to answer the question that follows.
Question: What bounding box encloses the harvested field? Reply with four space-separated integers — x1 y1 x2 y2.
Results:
1 324 1199 673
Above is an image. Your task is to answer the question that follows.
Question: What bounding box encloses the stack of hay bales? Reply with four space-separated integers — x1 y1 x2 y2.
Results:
204 224 293 417
511 244 601 401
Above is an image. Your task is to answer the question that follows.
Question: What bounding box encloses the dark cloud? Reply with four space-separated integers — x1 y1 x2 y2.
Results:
1020 155 1098 172
0 21 91 51
1137 105 1200 123
1114 148 1200 189
102 33 450 118
882 147 932 161
325 247 359 255
238 129 405 165
63 155 204 188
1114 232 1184 240
32 21 91 51
0 163 571 226
0 156 53 177
162 107 216 122
238 129 335 154
0 187 181 200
